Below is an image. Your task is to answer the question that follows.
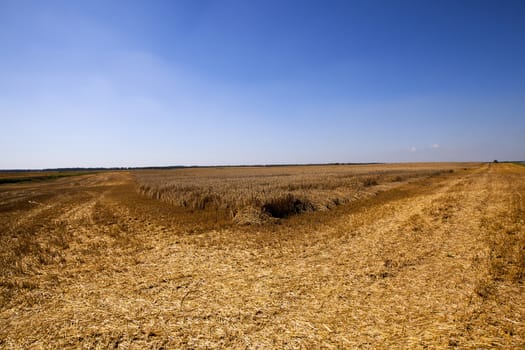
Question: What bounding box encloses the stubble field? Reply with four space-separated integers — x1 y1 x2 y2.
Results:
0 163 524 349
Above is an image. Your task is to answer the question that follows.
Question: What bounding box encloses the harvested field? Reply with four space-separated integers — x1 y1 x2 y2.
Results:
0 171 94 185
0 163 524 349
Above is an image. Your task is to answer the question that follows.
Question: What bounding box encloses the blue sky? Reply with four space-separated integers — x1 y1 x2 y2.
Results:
1 0 524 168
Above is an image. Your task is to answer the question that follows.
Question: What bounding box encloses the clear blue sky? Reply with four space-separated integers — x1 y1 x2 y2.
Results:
1 0 524 168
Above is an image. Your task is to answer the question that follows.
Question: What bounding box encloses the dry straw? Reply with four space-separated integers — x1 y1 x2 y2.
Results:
1 163 523 348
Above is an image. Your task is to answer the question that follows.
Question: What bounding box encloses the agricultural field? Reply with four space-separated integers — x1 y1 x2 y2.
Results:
0 163 524 348
0 171 93 185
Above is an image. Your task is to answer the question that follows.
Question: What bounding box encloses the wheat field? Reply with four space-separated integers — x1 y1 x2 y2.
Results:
0 162 524 349
135 163 466 224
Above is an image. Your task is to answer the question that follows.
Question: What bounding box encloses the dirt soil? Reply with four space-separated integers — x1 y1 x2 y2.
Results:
0 163 524 349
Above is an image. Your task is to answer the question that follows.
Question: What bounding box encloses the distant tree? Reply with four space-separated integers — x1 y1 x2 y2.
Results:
493 160 499 163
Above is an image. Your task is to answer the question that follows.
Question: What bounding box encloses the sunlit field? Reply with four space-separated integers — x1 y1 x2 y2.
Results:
1 163 524 348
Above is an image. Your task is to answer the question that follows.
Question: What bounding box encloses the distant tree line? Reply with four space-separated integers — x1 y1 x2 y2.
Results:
2 163 385 172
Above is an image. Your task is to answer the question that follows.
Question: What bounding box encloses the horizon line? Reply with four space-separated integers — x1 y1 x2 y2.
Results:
1 160 516 172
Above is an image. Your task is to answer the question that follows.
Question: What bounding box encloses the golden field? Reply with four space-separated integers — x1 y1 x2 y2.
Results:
0 163 524 348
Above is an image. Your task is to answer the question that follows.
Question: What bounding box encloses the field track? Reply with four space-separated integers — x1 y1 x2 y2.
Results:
1 163 524 348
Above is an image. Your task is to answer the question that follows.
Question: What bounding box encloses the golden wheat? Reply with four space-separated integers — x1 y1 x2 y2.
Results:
3 163 523 348
134 163 467 223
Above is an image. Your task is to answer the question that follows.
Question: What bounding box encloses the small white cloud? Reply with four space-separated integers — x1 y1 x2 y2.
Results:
431 144 440 149
410 146 417 152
